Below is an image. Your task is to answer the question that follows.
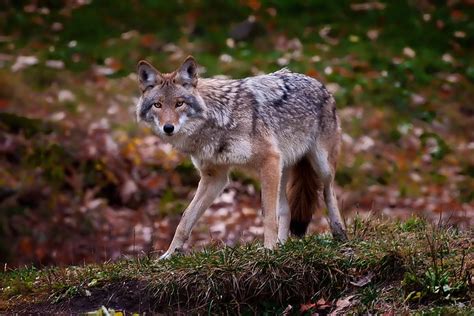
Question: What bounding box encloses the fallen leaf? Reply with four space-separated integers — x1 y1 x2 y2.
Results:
140 33 157 47
351 2 385 11
11 55 38 72
300 302 316 313
45 60 64 69
316 298 332 309
281 304 293 315
329 295 356 316
350 271 374 287
0 99 9 109
58 90 76 102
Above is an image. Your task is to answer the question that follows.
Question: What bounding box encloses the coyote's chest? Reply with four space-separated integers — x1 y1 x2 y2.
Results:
168 133 253 166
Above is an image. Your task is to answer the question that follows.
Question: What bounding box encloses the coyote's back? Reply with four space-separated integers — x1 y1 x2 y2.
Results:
189 68 341 167
242 68 339 165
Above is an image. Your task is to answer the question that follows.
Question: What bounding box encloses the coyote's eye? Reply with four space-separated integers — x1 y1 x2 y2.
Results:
176 101 184 108
153 102 162 109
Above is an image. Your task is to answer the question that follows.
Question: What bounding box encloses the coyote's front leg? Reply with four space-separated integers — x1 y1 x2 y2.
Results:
159 167 229 260
260 154 281 249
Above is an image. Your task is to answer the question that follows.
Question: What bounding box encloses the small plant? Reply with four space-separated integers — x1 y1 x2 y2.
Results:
50 285 82 304
85 306 134 316
403 267 468 303
359 285 379 312
0 266 38 298
399 216 426 232
403 225 469 304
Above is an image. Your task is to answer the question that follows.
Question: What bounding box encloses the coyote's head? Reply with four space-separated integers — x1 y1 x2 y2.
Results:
136 56 205 138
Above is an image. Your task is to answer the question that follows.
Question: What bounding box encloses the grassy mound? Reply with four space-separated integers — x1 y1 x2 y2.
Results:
1 217 472 314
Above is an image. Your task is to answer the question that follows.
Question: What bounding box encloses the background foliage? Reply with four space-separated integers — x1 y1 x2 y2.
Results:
0 0 473 267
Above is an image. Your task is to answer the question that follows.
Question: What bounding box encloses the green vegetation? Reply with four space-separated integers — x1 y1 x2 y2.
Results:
1 218 472 314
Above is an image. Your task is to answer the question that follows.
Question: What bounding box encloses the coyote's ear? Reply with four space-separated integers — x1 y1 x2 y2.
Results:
176 56 198 87
137 60 162 91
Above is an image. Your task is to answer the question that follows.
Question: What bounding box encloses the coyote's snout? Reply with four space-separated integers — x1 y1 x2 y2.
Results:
136 56 347 259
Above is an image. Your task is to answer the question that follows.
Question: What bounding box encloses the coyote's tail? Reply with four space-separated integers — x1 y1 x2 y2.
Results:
287 156 321 237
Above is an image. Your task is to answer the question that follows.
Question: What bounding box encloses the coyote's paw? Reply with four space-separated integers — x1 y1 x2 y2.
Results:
158 247 184 260
263 238 278 250
330 222 349 242
158 251 172 260
332 230 349 242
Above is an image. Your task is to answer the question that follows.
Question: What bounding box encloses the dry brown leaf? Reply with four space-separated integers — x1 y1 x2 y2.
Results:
329 295 356 316
299 302 316 313
350 271 375 287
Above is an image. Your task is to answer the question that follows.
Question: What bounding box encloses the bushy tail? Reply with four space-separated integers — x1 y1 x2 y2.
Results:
287 156 321 237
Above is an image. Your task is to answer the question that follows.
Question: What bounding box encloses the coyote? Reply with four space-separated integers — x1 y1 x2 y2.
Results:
136 56 347 259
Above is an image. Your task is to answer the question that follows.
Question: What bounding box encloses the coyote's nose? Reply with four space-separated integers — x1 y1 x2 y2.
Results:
163 124 174 135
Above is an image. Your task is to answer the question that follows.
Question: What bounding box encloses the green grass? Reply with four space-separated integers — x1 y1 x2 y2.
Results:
1 217 471 314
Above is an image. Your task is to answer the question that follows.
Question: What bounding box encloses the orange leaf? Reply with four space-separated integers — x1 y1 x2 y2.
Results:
140 34 157 48
18 237 33 254
300 302 316 313
0 99 9 109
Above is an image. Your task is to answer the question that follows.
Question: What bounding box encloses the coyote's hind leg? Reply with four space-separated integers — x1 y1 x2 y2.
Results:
277 168 291 243
308 147 347 241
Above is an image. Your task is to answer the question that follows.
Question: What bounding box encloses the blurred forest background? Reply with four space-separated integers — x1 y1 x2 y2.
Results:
0 0 472 267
